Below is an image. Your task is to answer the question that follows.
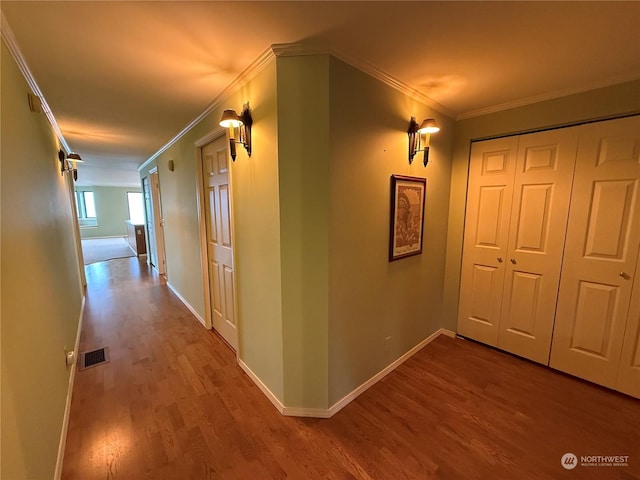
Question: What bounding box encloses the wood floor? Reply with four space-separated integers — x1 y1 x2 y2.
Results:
62 257 640 480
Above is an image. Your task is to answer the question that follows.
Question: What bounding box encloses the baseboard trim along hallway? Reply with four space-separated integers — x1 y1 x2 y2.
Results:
54 295 85 480
61 258 640 479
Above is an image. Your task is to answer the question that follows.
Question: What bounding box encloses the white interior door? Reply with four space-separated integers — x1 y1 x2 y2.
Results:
617 243 640 398
550 116 640 387
202 136 237 350
149 170 166 275
458 136 518 345
497 128 578 364
143 176 157 268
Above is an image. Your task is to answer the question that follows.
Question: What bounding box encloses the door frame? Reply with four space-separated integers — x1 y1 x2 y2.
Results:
194 127 240 350
148 167 167 275
142 175 155 267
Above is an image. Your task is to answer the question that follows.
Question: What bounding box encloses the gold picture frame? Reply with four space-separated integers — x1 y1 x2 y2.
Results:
389 175 426 261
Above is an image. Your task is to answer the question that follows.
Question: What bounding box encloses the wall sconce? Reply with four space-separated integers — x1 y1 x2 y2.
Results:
219 103 252 161
58 149 82 181
408 117 440 166
58 149 69 175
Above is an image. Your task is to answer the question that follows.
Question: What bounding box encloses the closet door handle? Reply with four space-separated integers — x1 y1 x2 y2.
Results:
497 257 503 263
510 258 517 264
620 272 630 280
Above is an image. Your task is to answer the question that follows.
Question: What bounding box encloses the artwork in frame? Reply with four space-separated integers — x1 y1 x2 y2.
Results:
389 175 426 261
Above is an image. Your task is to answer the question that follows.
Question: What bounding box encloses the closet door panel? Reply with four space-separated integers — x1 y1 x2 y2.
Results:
550 116 640 387
498 128 579 364
616 247 640 398
458 137 518 345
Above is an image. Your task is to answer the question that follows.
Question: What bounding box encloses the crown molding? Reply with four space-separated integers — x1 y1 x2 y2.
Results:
457 72 640 120
272 43 454 118
1 12 71 153
142 41 454 171
140 46 276 171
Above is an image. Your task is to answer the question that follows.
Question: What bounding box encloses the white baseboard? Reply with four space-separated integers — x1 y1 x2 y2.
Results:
166 282 206 327
326 328 455 417
282 406 332 418
238 359 286 414
239 328 455 419
54 295 85 480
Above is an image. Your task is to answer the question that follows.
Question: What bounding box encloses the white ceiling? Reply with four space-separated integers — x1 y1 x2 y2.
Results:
2 1 639 183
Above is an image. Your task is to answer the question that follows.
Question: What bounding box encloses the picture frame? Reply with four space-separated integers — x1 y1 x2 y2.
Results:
389 175 426 261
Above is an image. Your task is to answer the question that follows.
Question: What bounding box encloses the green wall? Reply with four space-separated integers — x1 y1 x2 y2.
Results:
328 57 455 404
75 185 142 238
1 40 83 480
443 79 640 332
133 50 639 414
276 55 330 409
137 52 456 411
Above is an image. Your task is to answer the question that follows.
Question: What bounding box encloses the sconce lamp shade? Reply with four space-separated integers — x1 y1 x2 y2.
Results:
58 149 82 180
220 104 253 161
407 117 440 166
418 118 440 134
219 109 243 128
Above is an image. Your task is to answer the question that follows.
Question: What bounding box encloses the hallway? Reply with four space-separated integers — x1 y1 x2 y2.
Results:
61 258 640 479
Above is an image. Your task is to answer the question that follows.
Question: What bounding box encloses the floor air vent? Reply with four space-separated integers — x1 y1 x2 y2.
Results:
79 347 110 370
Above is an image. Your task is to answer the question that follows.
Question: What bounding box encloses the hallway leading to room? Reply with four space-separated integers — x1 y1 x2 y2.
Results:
61 258 640 480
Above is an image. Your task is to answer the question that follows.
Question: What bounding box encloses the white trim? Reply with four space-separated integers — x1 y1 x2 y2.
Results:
54 295 85 480
238 359 286 415
139 41 457 173
456 72 640 120
239 329 455 419
80 235 126 240
194 129 225 148
326 328 455 417
282 406 332 419
139 47 275 172
166 282 206 328
194 128 227 333
1 12 71 153
272 43 455 118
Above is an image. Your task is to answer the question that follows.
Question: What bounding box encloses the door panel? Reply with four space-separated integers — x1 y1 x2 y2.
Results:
514 184 552 252
584 180 636 258
476 186 508 247
458 137 519 345
550 116 640 387
504 270 541 337
617 245 640 398
150 171 166 275
570 281 618 357
143 176 157 267
498 128 579 364
203 136 237 350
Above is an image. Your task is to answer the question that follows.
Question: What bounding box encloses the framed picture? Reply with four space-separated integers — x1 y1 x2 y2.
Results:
389 175 426 261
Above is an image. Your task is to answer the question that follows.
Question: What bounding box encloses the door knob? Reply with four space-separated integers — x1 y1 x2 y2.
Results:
510 258 517 264
620 272 630 280
497 257 503 263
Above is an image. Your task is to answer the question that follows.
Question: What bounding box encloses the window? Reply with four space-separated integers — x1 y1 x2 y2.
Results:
127 192 145 224
76 190 98 227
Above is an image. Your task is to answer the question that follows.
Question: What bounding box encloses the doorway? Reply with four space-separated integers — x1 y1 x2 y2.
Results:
198 134 238 350
143 169 166 275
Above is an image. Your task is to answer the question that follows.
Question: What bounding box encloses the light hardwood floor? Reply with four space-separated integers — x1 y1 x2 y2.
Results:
62 257 640 479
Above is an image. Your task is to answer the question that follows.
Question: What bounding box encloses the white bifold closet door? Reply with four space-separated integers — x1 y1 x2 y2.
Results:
550 116 640 389
458 128 579 364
